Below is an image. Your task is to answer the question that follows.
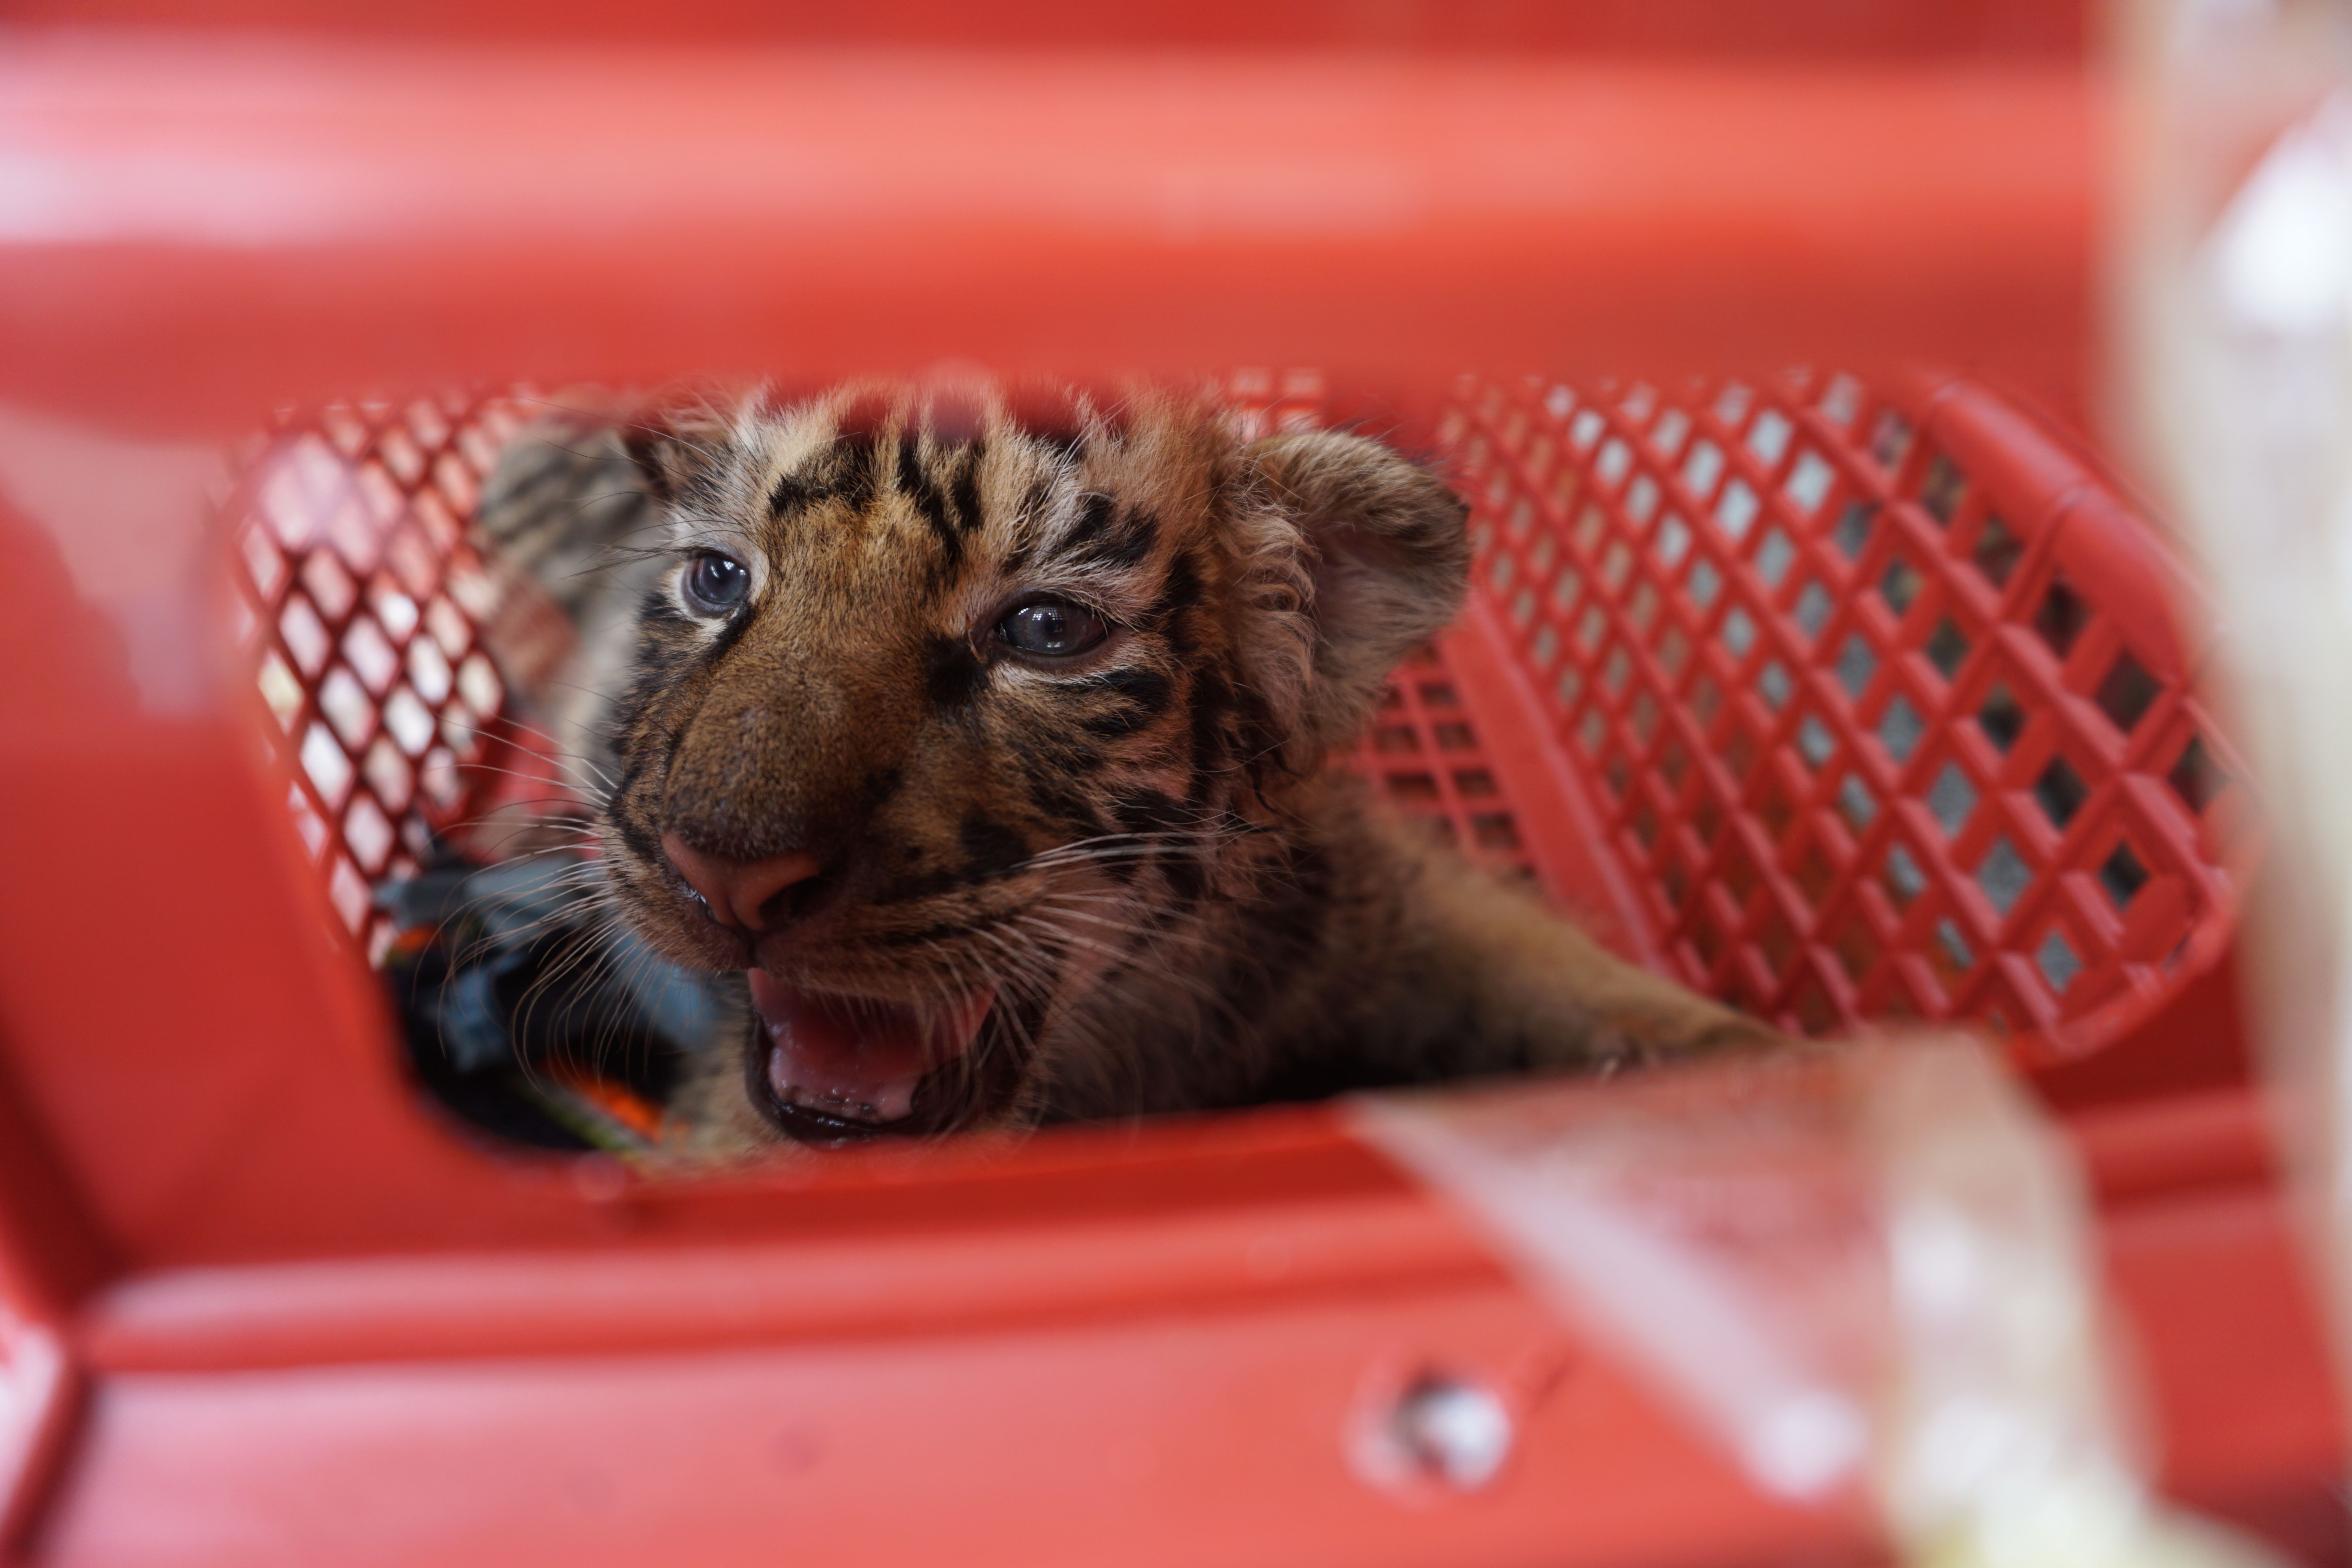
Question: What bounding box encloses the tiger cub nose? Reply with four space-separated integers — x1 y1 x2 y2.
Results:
660 833 825 933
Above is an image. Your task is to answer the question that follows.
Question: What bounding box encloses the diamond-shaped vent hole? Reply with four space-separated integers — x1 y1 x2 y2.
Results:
1798 716 1836 771
1716 480 1760 541
1655 514 1692 568
2034 577 2089 659
1878 696 1924 764
1683 440 1724 499
2099 841 2149 909
2036 929 2082 995
1625 474 1660 525
2095 652 2162 734
1921 454 1967 524
1786 450 1834 514
1651 407 1690 456
1871 408 1914 471
1924 618 1970 681
2034 755 2088 831
2169 734 2225 814
1972 516 2023 588
1884 843 1927 907
1833 500 1876 560
1689 559 1722 609
1721 607 1756 659
1794 581 1834 641
1927 762 1977 838
1976 837 2032 919
1756 528 1796 588
1836 635 1878 699
1978 684 2024 753
1880 559 1922 616
1820 375 1863 426
1838 774 1878 830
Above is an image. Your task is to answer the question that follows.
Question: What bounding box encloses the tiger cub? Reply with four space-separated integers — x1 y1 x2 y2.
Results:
476 381 1779 1154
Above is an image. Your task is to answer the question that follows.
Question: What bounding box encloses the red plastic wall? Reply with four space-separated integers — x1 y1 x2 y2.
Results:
0 4 2339 1564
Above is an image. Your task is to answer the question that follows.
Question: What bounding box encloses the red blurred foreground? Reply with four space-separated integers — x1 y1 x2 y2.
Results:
0 5 2337 1565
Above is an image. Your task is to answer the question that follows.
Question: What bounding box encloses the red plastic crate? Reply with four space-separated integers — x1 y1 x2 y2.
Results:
0 13 2331 1565
1425 369 2248 1070
224 367 2248 1087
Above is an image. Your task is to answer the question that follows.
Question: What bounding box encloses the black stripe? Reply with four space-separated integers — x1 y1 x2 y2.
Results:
1075 665 1173 738
958 815 1029 880
925 636 986 709
1021 773 1108 836
1073 506 1154 570
1065 493 1115 552
949 445 985 534
770 472 823 515
1187 663 1236 788
1152 550 1204 624
1110 788 1189 837
898 436 960 569
830 433 878 516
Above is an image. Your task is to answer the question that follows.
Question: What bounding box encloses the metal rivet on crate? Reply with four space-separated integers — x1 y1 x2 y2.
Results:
1352 1372 1515 1495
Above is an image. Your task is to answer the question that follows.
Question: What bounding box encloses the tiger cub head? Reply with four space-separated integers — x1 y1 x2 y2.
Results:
598 381 1467 1144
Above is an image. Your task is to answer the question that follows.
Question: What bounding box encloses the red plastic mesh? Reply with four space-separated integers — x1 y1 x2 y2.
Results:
222 390 565 962
221 369 2249 1065
1431 370 2250 1061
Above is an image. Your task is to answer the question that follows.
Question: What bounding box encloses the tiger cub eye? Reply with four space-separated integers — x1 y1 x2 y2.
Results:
683 552 750 614
997 599 1108 657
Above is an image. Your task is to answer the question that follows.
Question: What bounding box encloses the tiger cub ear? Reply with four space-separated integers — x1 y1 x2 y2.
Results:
618 404 736 507
1241 430 1471 770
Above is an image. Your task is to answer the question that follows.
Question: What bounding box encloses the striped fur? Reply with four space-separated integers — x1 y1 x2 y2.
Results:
479 382 1779 1155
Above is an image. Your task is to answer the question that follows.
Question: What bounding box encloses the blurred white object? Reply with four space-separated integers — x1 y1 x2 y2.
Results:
2121 0 2352 1524
1356 1043 2281 1567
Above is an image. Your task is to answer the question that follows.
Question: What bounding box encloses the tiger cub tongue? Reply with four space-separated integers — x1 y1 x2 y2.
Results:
748 971 990 1122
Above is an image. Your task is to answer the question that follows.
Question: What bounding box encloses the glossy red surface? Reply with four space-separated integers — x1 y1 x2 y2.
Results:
0 5 2339 1564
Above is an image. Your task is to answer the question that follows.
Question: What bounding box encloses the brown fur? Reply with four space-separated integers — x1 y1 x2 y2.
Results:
485 381 1778 1155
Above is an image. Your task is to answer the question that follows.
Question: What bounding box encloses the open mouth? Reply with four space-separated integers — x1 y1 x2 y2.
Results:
746 971 995 1145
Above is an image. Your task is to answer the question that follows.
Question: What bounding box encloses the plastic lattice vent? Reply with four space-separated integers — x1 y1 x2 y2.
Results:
220 369 2248 1070
1437 370 2250 1059
223 391 569 961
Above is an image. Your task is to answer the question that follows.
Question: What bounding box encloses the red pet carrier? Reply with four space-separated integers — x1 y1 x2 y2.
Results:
0 4 2337 1565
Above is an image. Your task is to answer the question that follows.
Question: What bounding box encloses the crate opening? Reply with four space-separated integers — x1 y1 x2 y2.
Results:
217 366 2250 1161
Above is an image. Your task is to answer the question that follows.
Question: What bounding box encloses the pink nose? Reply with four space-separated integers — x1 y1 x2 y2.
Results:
661 833 824 933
